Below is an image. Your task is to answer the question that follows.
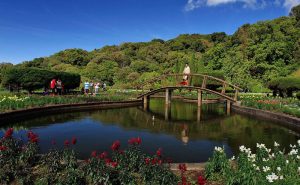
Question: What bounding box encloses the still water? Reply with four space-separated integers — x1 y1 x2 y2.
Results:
1 99 299 162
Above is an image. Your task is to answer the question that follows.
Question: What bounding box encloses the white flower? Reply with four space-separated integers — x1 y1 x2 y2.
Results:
298 167 300 173
277 167 281 171
298 140 300 146
266 173 279 183
297 155 300 160
279 175 283 180
214 146 223 153
263 166 270 172
289 149 298 155
230 156 235 160
290 144 296 148
256 167 260 171
286 160 289 164
239 145 246 152
274 141 280 147
263 158 269 162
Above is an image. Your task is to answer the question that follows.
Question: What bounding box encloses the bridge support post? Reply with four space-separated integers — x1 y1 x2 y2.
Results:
143 95 150 110
226 100 231 115
197 90 202 107
165 88 171 105
165 104 171 121
197 105 201 122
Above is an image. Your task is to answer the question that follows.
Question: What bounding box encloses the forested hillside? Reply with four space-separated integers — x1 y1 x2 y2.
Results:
2 6 300 92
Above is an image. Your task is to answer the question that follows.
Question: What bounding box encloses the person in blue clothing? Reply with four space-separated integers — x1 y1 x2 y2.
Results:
84 81 90 95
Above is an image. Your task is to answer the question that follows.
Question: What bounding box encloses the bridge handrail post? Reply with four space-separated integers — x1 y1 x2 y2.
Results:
201 75 207 89
234 88 239 101
221 82 227 94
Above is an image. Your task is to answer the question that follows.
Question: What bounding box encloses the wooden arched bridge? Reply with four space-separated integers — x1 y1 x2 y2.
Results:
136 73 242 112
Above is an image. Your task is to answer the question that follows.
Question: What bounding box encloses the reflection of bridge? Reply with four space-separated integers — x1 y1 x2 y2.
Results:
137 74 242 113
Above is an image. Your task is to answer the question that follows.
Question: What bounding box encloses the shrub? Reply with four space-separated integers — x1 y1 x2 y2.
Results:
268 77 300 97
1 67 80 92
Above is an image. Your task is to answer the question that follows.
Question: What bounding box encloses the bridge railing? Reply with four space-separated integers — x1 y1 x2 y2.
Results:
136 73 242 101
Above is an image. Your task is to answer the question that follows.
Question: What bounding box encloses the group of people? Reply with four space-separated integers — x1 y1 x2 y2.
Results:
83 81 106 95
50 78 63 96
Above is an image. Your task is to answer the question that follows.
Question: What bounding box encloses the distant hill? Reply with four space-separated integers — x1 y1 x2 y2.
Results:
5 6 300 92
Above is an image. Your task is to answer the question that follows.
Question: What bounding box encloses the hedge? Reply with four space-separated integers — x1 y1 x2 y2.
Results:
268 77 300 97
1 67 81 92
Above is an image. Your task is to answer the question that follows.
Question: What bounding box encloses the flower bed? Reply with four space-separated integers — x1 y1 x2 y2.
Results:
240 94 300 118
0 128 206 185
0 91 138 112
205 142 300 184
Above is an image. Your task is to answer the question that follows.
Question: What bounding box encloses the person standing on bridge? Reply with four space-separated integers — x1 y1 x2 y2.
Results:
182 63 191 85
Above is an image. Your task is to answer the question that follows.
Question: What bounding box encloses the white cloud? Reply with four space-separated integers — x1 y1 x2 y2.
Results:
283 0 300 10
184 0 299 11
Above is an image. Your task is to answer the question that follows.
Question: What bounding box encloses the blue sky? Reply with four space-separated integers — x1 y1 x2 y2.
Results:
0 0 299 64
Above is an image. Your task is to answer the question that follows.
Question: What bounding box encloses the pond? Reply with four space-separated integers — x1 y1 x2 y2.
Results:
1 99 299 162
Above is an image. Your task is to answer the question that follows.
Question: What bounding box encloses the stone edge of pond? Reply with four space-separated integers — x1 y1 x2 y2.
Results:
0 100 143 123
232 104 300 129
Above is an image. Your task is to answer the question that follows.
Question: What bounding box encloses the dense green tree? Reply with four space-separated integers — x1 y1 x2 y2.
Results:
54 49 91 66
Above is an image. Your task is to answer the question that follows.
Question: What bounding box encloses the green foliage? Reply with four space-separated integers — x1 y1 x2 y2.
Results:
1 131 179 184
54 49 91 66
11 10 300 91
206 142 300 185
268 77 300 97
1 67 80 92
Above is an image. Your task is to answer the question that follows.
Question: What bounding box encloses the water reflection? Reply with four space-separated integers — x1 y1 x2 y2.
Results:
0 99 299 162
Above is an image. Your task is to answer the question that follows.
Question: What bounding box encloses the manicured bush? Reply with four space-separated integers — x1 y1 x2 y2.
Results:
296 92 300 100
1 67 80 92
269 77 300 97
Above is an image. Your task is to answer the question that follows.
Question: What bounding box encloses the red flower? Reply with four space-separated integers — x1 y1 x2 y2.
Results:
110 161 118 168
128 137 142 145
118 149 124 155
4 128 13 139
71 137 77 145
179 175 188 185
99 151 108 159
51 139 56 145
156 148 162 157
0 145 7 151
144 157 150 165
64 140 70 146
111 140 121 151
178 163 187 173
91 151 97 157
197 175 206 185
27 131 39 143
151 158 158 165
105 158 112 165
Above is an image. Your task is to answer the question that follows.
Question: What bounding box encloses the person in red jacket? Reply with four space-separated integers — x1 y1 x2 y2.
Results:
50 78 56 96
